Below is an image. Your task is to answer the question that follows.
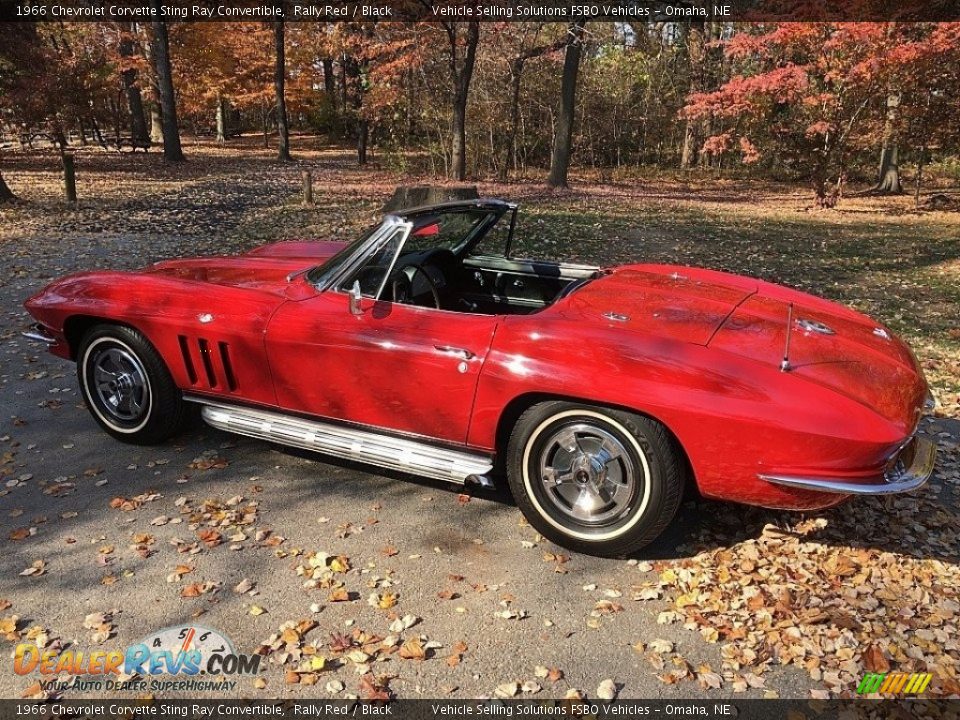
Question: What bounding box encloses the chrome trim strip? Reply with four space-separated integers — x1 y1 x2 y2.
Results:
192 399 492 485
373 222 413 301
310 216 405 292
759 436 936 496
462 255 600 281
21 325 56 345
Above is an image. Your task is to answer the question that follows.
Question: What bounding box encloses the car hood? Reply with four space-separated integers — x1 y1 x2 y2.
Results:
143 240 347 296
567 263 926 431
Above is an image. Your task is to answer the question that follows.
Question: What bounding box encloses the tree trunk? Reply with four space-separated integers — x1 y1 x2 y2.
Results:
118 22 149 145
915 139 927 209
876 143 902 193
357 118 368 166
148 11 184 161
915 91 931 209
875 92 903 194
680 21 705 169
447 21 480 182
0 170 15 202
216 92 227 144
274 20 292 162
340 53 349 113
141 30 165 144
110 95 121 146
322 56 336 111
261 101 270 148
874 24 903 195
450 100 468 181
91 117 106 146
548 22 586 189
149 103 163 143
499 58 524 182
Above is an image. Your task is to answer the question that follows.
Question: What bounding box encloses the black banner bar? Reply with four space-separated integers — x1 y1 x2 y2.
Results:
1 0 960 23
3 699 959 719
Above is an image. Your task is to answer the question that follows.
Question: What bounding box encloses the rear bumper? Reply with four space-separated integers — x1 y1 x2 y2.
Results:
21 323 57 345
760 435 936 496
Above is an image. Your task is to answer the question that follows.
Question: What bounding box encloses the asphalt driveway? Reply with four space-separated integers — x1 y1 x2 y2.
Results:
1 146 958 701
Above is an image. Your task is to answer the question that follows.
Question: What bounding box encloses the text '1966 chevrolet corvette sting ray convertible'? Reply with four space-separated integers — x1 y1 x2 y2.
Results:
23 199 937 556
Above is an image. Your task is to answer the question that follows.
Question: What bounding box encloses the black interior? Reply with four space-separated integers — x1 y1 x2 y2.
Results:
342 203 602 316
391 247 599 315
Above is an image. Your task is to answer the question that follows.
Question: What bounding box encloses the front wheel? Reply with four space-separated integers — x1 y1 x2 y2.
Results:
77 324 186 445
506 402 684 557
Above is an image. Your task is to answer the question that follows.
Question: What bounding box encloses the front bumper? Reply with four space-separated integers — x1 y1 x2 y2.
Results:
760 435 937 496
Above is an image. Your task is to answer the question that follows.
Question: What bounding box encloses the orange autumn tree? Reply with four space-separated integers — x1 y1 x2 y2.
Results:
874 23 960 200
682 23 894 206
170 22 274 141
296 23 420 165
683 22 960 207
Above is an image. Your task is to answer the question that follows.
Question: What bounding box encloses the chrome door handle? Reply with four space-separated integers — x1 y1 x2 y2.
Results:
434 345 475 360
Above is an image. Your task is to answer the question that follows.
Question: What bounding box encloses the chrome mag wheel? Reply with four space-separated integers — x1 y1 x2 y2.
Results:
77 325 186 445
81 336 154 433
510 402 683 556
92 346 149 422
537 422 640 526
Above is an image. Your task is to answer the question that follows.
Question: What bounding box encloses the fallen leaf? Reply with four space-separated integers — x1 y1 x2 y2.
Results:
20 560 45 577
596 679 618 700
328 588 350 603
399 638 426 661
234 578 255 595
862 644 891 674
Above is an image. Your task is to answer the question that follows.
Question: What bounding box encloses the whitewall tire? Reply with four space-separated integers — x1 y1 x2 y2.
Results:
506 401 684 557
77 324 186 445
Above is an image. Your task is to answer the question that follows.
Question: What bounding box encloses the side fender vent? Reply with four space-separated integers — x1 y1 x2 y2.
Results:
218 341 238 392
177 335 238 392
197 338 218 388
178 335 197 385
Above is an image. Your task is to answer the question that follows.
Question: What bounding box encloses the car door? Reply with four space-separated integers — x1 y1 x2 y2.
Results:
266 290 498 444
267 216 497 445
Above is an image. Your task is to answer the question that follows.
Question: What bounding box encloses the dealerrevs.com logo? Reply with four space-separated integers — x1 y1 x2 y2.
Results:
14 625 260 693
856 672 933 695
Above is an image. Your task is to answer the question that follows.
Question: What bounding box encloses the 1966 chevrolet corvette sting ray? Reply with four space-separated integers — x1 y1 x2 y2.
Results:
23 199 936 556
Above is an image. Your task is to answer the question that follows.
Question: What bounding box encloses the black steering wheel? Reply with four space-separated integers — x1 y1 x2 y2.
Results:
391 263 441 309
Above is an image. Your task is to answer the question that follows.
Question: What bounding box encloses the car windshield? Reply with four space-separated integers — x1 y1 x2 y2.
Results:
403 209 495 255
305 207 507 288
305 223 379 286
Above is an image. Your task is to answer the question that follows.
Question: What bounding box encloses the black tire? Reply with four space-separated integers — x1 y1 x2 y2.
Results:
506 401 684 557
77 324 186 445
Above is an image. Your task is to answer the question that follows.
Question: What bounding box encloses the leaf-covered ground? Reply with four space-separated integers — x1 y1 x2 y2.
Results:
0 138 958 700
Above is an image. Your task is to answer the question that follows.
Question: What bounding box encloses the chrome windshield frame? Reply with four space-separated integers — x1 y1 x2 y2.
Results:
309 215 413 293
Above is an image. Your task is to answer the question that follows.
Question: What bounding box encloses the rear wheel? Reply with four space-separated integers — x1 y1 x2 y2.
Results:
506 401 684 557
77 324 185 444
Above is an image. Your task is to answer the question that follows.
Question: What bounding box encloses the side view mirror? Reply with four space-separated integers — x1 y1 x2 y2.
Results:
348 280 363 316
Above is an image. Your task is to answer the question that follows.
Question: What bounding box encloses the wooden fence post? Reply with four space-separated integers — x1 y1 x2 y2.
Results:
62 153 77 202
302 170 313 205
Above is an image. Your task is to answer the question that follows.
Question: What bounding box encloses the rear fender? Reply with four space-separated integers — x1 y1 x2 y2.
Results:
472 316 906 510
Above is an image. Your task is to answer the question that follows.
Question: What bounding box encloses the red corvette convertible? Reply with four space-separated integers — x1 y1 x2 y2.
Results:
24 199 936 556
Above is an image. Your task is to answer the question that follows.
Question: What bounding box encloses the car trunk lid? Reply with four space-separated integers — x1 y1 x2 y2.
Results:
564 264 756 346
709 293 926 431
